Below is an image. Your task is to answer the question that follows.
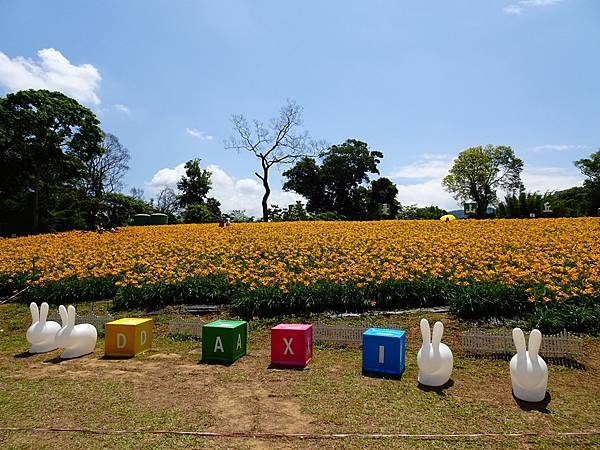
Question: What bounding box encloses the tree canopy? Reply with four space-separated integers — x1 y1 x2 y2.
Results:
574 149 600 215
442 145 524 218
176 159 221 223
283 139 392 220
0 89 104 234
575 149 600 184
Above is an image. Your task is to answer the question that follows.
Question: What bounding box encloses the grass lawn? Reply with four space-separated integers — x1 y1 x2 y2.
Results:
0 303 599 449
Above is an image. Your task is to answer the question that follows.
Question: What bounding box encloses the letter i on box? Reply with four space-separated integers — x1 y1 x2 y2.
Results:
362 328 406 376
271 324 313 368
104 318 153 357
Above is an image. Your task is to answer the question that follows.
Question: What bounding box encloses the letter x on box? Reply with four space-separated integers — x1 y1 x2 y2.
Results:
362 328 406 376
202 320 247 365
271 324 313 368
104 318 153 357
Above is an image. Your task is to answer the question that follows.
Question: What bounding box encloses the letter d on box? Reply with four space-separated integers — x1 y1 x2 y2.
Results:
105 318 153 358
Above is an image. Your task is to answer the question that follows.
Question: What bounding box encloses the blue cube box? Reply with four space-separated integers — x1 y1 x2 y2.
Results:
362 328 406 376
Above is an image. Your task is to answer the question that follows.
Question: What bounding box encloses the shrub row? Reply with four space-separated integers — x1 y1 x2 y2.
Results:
4 273 599 334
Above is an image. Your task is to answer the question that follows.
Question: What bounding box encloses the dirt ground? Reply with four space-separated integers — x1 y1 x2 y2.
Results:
1 304 599 449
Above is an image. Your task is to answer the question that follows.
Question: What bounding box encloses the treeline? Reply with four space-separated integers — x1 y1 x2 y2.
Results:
0 89 153 236
442 144 600 219
0 90 225 236
2 91 599 235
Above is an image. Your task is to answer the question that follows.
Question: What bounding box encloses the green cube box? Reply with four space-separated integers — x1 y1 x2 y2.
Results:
201 320 247 364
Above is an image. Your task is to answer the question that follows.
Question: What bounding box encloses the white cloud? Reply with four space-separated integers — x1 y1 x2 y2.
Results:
521 0 561 5
503 5 523 14
531 144 593 152
145 163 302 217
395 179 459 211
185 128 213 140
387 154 459 210
521 166 584 193
113 103 130 114
504 0 561 15
0 48 101 105
388 154 453 179
146 163 187 190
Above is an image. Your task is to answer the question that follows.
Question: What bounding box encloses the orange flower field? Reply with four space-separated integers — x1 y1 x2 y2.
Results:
1 218 599 302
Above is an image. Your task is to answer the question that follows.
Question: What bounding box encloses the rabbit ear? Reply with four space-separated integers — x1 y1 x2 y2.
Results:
67 305 76 327
432 321 444 348
420 318 431 344
59 305 68 327
528 329 542 357
39 303 49 324
512 328 527 356
30 303 39 323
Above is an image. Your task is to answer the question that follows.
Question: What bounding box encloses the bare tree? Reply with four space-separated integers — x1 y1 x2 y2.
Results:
130 187 145 200
225 100 320 222
156 186 180 216
84 133 131 197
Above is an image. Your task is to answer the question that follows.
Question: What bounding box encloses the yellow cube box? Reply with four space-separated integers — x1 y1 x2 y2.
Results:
104 318 153 357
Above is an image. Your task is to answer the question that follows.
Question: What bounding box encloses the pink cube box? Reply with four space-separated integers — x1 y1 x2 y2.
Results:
271 324 313 368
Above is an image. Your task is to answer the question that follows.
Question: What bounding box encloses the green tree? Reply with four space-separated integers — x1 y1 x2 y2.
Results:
176 159 221 223
229 210 255 222
268 201 311 222
283 139 383 220
442 145 523 219
547 187 590 217
370 177 399 219
101 192 155 227
225 100 320 222
397 205 447 220
267 204 285 222
0 89 103 235
575 149 600 215
280 157 325 213
575 149 600 184
181 204 220 224
177 159 212 208
497 192 550 218
283 201 310 221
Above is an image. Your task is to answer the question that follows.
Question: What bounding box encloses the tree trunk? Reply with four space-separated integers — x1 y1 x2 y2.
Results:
470 185 486 219
33 180 39 234
476 200 487 219
261 166 270 222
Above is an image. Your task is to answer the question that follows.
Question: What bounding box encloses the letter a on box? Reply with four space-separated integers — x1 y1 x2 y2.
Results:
214 336 224 353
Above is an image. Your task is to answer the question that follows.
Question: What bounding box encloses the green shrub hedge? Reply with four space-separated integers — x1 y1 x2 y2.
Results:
3 272 599 334
19 276 120 305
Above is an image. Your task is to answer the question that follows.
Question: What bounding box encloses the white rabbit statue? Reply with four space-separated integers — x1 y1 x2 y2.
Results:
55 305 97 359
26 302 61 353
510 328 548 402
417 318 453 387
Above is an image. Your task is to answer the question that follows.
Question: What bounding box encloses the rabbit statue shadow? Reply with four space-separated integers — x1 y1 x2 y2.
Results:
417 319 453 387
26 302 61 353
55 305 97 359
510 328 548 403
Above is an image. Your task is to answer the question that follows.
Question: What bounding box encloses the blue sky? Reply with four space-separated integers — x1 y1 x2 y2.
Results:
1 0 598 215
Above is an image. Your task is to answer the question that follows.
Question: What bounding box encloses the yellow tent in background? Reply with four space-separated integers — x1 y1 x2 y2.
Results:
439 214 456 222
